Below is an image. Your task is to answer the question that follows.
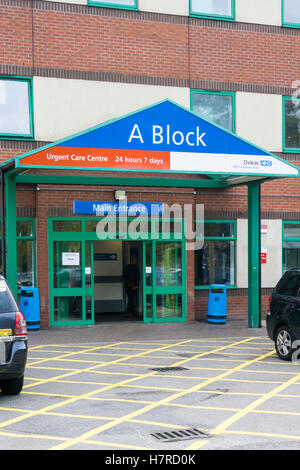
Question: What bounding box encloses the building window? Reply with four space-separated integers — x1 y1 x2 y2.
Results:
87 0 137 9
195 221 236 288
0 218 36 288
0 77 33 139
283 97 300 152
190 0 234 20
282 0 300 27
191 90 235 133
283 221 300 272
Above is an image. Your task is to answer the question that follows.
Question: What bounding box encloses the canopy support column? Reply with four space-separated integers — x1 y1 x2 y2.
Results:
5 172 17 300
248 182 261 328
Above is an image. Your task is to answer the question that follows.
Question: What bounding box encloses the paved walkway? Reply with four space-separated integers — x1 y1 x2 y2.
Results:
27 319 267 346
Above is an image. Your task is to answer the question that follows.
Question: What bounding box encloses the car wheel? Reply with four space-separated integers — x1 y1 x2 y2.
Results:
275 326 294 361
0 376 24 395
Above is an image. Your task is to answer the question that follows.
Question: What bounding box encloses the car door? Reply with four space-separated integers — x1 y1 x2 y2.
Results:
287 274 300 339
273 272 299 327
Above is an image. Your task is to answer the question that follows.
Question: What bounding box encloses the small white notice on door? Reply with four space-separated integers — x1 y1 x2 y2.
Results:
85 267 91 275
146 266 152 274
62 252 80 266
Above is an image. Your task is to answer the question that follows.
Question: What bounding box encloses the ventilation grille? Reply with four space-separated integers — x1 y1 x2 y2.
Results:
151 428 211 442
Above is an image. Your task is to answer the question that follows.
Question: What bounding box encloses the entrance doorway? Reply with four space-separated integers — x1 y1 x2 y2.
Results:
48 218 186 326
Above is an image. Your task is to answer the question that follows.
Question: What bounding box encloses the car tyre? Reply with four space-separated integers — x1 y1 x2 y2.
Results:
275 325 295 361
0 376 24 395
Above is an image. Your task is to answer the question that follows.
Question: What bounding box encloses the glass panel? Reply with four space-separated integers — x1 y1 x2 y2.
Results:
0 79 31 136
195 240 235 286
284 0 300 24
92 0 135 5
283 240 300 272
285 99 300 149
284 223 300 238
156 294 182 319
146 294 152 319
16 220 33 237
145 243 152 287
85 220 99 232
204 222 234 238
54 296 82 322
191 0 232 17
276 273 300 296
17 240 34 287
86 295 92 322
53 220 81 232
192 93 233 132
54 241 82 288
156 243 182 287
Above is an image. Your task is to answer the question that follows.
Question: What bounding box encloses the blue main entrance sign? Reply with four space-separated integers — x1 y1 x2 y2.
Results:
73 201 164 215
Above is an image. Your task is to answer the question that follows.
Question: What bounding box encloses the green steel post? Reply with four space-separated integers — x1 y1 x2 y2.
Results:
248 182 261 328
5 174 17 299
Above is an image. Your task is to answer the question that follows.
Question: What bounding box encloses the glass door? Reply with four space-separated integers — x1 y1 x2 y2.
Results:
143 241 186 323
50 240 94 326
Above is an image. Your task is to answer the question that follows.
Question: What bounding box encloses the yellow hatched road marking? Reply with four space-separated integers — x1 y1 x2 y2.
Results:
49 337 255 450
0 339 193 431
186 355 300 449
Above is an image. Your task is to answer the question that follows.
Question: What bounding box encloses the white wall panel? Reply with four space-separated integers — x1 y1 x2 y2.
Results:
236 0 282 26
236 92 282 153
237 219 282 289
139 0 188 16
33 77 190 142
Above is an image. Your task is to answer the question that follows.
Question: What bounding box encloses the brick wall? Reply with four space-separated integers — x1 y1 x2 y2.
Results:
0 2 299 89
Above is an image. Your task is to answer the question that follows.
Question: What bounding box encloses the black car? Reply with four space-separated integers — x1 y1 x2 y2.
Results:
267 268 300 361
0 276 27 394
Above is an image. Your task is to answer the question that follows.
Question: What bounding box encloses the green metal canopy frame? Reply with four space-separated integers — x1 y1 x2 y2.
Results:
1 99 299 328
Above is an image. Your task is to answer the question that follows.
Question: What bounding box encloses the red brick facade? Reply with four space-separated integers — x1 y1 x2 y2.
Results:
1 0 300 327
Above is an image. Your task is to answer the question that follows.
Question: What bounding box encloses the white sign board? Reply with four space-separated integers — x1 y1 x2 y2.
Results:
62 252 80 266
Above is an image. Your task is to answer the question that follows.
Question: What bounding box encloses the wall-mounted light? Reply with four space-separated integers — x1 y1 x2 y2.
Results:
115 190 126 201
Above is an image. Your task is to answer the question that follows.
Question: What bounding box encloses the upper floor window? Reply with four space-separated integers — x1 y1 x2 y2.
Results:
87 0 137 9
191 90 235 133
190 0 235 20
0 77 33 139
282 0 300 27
283 96 300 152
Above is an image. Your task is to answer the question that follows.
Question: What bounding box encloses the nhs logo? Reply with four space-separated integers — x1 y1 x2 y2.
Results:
260 160 272 167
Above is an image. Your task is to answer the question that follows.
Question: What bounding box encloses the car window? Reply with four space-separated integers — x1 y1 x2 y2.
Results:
0 280 18 313
276 273 300 297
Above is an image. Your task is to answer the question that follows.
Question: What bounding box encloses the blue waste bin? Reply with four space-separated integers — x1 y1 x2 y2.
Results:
20 287 40 330
207 284 227 324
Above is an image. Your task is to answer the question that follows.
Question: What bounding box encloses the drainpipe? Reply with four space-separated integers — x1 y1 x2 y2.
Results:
0 169 5 277
0 161 17 279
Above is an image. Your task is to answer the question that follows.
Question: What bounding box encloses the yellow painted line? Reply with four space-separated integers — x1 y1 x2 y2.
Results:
129 418 187 430
22 391 76 398
224 429 300 441
26 342 126 367
50 337 256 450
83 439 153 450
0 430 71 442
253 409 300 417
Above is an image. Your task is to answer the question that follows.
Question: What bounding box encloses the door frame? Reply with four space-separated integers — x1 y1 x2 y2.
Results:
48 217 186 326
142 240 187 323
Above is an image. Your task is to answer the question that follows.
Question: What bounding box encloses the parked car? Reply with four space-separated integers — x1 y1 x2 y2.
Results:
0 276 27 394
267 269 300 361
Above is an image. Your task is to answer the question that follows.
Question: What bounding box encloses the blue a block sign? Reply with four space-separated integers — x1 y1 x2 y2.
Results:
73 201 164 215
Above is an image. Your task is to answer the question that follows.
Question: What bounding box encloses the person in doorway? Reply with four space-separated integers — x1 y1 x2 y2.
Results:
123 254 140 316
